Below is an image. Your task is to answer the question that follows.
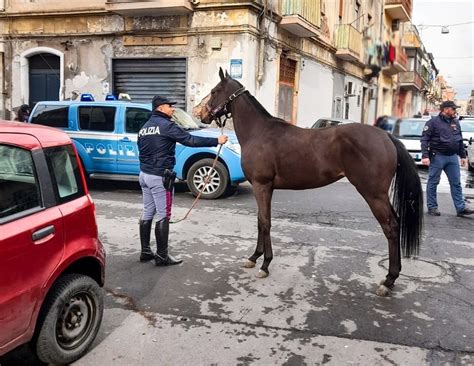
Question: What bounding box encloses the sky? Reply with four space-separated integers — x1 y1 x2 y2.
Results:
412 0 474 100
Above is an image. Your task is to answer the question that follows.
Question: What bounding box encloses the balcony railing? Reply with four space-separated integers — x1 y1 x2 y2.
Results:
105 0 193 16
334 25 362 62
280 0 320 38
402 31 421 48
384 0 412 22
399 71 423 90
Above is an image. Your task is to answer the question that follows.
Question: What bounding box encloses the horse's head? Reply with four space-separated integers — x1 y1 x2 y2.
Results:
200 68 246 126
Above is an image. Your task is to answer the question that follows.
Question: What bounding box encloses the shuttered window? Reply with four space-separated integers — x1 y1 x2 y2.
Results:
112 59 186 108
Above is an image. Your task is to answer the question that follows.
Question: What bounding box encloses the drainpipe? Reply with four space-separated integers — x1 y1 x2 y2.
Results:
256 0 267 86
0 48 5 119
374 0 384 118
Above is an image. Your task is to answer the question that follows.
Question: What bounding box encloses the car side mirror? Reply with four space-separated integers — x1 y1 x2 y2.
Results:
470 137 473 145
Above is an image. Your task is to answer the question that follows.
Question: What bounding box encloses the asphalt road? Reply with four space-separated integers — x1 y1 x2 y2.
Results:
2 167 473 365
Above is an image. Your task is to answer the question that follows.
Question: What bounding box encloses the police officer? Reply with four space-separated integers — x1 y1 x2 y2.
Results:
137 95 228 265
14 104 30 122
421 100 474 217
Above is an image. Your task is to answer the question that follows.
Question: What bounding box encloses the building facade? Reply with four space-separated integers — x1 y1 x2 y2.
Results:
0 0 443 125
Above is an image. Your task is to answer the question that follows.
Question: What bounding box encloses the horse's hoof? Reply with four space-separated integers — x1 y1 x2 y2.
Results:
255 270 269 278
376 284 392 297
242 260 256 268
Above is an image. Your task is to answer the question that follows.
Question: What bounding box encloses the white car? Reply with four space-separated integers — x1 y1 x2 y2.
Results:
460 117 474 171
311 117 358 129
392 118 426 165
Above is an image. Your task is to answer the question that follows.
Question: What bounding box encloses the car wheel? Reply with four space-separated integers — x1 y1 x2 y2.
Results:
186 158 229 199
35 274 104 365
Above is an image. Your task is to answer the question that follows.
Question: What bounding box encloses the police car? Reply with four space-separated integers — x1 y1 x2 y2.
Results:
29 100 245 199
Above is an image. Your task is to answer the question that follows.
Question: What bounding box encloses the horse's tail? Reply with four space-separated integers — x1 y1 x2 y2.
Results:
388 134 423 257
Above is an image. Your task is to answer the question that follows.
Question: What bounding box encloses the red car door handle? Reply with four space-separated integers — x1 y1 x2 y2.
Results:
32 225 55 241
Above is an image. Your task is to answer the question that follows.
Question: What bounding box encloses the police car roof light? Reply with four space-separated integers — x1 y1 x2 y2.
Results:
106 94 117 101
81 93 95 102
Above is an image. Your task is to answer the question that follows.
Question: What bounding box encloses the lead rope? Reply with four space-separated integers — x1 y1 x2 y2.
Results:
170 125 225 224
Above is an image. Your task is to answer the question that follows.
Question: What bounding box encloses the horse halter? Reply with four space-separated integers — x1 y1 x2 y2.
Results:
207 86 246 127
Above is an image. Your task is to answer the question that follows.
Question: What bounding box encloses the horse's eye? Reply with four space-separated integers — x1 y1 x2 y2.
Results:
211 90 216 95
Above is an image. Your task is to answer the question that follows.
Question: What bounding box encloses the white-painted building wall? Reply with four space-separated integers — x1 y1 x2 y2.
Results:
297 58 333 128
344 74 363 123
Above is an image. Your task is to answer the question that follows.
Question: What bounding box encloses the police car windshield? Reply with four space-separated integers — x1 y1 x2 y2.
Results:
172 108 205 130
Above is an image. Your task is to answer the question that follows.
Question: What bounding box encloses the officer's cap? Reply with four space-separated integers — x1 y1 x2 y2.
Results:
440 101 460 110
152 95 177 110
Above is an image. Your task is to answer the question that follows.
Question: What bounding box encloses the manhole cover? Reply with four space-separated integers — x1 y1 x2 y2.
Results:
379 258 446 279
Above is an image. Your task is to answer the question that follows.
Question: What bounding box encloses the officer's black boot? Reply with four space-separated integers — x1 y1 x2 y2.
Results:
154 218 183 266
139 219 155 262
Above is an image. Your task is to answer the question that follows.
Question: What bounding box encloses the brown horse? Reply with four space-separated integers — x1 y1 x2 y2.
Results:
200 68 423 296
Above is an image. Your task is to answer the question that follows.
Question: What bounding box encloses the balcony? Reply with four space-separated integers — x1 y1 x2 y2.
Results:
399 71 423 90
402 30 421 48
280 0 321 38
105 0 193 17
382 47 408 76
384 0 412 22
334 25 362 63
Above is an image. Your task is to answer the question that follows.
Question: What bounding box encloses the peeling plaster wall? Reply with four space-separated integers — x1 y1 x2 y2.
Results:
63 39 111 101
7 0 104 13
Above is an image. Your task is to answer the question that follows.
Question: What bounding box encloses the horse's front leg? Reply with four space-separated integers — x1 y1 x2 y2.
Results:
246 182 273 278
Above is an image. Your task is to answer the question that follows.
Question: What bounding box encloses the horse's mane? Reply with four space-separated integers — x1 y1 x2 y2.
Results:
246 93 274 119
231 79 287 124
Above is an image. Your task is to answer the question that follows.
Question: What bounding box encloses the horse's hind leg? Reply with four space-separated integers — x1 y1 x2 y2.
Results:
245 182 273 278
361 193 401 296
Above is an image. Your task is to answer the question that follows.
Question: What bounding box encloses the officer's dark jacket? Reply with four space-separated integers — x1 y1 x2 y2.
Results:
138 111 218 176
420 114 466 159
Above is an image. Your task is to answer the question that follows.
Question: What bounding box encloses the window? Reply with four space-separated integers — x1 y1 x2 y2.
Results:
45 145 84 203
79 106 116 132
0 145 41 219
125 107 151 133
30 104 69 128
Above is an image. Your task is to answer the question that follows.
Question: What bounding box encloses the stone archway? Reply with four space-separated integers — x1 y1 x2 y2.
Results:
19 47 64 105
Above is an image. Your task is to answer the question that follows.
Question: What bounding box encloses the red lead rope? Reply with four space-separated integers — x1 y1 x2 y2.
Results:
170 127 225 224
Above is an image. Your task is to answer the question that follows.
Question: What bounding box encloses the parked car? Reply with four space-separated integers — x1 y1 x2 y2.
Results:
374 115 401 133
459 116 474 171
311 117 358 129
0 121 105 364
29 101 246 199
391 118 426 165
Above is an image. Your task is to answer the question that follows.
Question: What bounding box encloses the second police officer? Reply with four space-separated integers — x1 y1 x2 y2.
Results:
420 100 474 217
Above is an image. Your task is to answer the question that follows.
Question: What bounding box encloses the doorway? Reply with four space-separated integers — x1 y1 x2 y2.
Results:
278 56 297 123
29 53 60 107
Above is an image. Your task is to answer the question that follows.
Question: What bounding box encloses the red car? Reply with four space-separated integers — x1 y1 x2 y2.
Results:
0 121 105 364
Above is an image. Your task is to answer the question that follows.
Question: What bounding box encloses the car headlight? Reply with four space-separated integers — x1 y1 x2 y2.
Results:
225 141 241 155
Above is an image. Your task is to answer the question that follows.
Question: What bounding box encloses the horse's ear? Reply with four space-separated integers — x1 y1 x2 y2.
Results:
219 67 225 81
225 70 230 78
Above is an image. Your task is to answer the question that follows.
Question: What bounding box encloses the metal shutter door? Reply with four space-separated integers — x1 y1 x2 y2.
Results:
113 59 186 108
